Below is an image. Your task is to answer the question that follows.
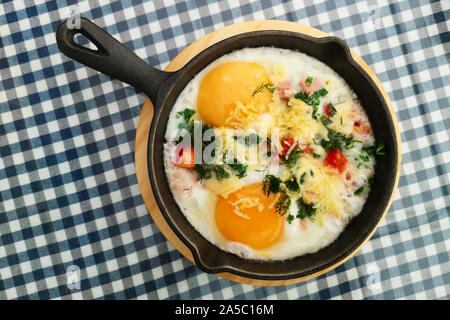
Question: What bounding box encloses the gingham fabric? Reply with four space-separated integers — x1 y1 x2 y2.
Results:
0 0 448 300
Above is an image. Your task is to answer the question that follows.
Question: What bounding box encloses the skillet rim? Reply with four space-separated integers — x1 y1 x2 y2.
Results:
147 30 399 280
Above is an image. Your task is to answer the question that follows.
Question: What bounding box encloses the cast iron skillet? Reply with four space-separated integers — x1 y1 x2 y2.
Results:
56 18 399 281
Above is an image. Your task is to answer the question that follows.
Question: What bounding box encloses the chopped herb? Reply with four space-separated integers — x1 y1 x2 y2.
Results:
299 172 306 184
287 214 295 224
306 76 313 87
282 147 303 169
294 90 320 108
375 144 386 155
284 177 300 192
252 82 274 96
296 197 316 221
354 185 365 195
194 164 213 181
356 143 386 168
213 165 230 182
263 175 281 197
265 84 276 93
274 193 291 216
310 170 314 177
355 177 374 196
320 114 332 126
177 108 196 123
327 103 337 117
176 116 216 150
316 88 328 96
252 81 266 96
362 143 386 156
312 105 319 119
313 153 321 158
175 109 218 181
355 152 370 169
294 88 328 119
320 128 361 151
227 159 248 178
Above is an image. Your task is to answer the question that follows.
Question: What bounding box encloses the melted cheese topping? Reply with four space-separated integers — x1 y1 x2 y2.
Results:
294 156 345 225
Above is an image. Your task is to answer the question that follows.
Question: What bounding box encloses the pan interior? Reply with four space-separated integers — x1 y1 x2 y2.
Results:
148 31 398 280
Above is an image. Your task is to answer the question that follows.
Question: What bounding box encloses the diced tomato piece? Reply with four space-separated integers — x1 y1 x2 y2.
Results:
324 149 347 174
299 77 321 94
323 104 332 117
301 143 313 154
174 145 195 169
279 137 296 159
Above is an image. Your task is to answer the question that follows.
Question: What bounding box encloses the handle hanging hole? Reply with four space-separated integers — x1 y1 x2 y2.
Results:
73 33 98 51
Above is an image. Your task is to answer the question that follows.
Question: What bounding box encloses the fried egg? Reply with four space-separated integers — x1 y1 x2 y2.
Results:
163 47 377 260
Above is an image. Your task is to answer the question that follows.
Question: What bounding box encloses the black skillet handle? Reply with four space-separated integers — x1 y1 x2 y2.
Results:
56 17 171 103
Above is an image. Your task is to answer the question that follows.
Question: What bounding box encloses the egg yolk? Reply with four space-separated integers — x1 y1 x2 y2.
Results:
215 183 284 249
197 61 272 127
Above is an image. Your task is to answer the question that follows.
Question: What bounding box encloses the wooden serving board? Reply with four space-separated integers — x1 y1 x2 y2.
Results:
135 20 401 286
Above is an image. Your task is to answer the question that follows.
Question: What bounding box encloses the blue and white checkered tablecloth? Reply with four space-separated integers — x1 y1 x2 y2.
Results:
0 0 449 300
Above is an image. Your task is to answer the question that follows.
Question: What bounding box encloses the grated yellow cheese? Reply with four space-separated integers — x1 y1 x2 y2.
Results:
327 99 353 134
232 208 250 220
204 175 243 199
231 196 264 212
294 156 345 224
224 101 266 128
230 196 265 220
269 96 328 143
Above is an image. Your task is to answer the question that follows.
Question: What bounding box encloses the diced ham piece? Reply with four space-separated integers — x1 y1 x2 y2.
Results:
299 218 308 230
276 80 292 101
277 80 291 90
356 123 372 135
299 77 322 94
350 106 372 135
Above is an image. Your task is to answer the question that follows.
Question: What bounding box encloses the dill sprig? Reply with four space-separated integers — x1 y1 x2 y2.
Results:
262 175 281 197
252 82 274 96
274 193 291 216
